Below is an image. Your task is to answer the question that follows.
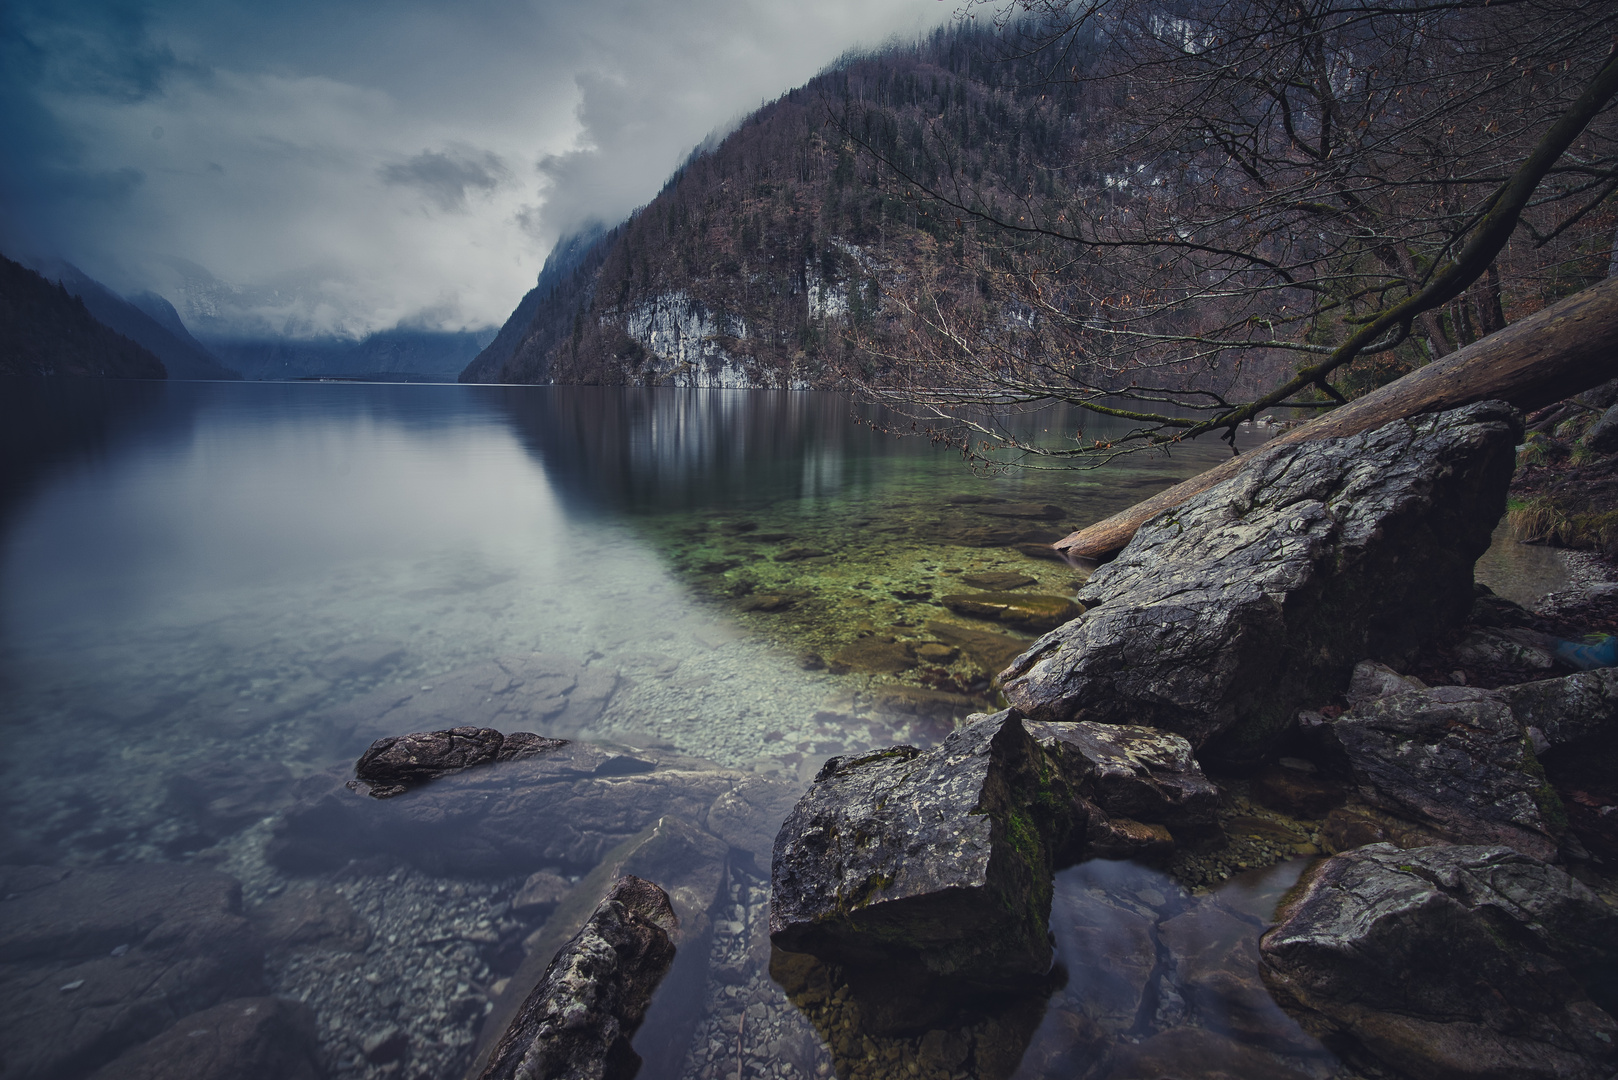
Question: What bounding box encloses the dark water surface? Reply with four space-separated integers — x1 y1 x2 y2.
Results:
0 381 1341 1080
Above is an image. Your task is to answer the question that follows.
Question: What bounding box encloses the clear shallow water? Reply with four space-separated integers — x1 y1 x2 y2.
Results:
0 381 1337 1080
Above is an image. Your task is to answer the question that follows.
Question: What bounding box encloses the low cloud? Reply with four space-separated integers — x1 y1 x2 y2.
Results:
380 146 510 213
1 0 948 336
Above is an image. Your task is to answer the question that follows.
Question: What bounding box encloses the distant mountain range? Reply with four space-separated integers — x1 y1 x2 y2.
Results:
205 326 496 382
462 23 1077 388
0 254 167 379
31 258 241 381
7 254 496 382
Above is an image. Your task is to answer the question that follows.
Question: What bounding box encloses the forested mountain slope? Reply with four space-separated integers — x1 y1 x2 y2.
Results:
463 24 1085 387
0 254 167 379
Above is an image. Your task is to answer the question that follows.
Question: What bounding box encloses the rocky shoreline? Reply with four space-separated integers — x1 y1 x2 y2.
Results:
764 400 1618 1080
6 397 1617 1080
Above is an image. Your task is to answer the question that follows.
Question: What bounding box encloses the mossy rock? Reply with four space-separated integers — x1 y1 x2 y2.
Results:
940 591 1082 632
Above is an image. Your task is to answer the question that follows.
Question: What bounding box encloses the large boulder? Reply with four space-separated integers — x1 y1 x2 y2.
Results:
1002 402 1521 761
476 876 678 1080
0 863 265 1080
350 726 566 797
1260 844 1618 1080
769 712 1076 986
1321 685 1565 860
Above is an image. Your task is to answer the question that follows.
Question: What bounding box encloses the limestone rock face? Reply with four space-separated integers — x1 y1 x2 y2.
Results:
1001 402 1521 761
477 876 678 1080
352 727 567 797
1260 844 1618 1080
1322 685 1564 860
768 713 1076 986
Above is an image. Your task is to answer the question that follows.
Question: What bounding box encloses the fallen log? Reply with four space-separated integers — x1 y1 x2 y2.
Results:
1054 276 1618 562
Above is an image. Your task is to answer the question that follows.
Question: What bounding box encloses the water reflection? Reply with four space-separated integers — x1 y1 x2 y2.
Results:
0 381 1328 1080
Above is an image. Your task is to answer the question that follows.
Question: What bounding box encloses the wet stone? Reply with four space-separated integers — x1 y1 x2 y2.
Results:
939 591 1082 632
958 571 1037 591
476 876 678 1080
0 863 266 1080
1261 843 1618 1080
1322 685 1565 861
1004 402 1521 763
351 726 568 798
769 713 1076 986
250 882 371 952
84 996 323 1080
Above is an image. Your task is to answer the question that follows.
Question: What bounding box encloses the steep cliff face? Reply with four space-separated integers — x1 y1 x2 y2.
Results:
464 24 1090 387
0 254 167 379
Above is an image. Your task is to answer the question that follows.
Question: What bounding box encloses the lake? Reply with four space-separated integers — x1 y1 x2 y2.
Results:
2 380 1352 1080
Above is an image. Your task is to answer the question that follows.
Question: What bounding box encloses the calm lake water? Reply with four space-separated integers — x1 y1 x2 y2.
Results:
2 380 1353 1080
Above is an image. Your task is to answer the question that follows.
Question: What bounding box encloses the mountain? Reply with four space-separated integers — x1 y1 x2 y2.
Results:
205 326 496 381
0 254 167 379
461 24 1088 387
460 223 610 384
31 260 240 380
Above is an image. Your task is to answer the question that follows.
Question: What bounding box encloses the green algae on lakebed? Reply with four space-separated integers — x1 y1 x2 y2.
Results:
643 459 1214 722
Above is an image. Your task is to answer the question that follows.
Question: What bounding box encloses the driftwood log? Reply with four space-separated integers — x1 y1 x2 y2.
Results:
1054 276 1618 562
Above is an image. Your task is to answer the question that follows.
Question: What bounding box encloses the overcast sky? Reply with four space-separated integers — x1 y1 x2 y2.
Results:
0 0 951 338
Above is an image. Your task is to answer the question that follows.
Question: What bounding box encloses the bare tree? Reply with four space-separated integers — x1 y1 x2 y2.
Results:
847 0 1618 463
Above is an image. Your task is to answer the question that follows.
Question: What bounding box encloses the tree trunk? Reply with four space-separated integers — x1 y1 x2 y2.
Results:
1054 276 1618 563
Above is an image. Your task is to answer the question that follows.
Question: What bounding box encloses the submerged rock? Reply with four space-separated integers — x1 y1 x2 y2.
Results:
477 876 678 1080
0 863 265 1080
1321 685 1565 860
939 591 1082 632
1001 402 1521 761
769 712 1075 986
923 620 1031 677
351 726 567 797
959 571 1038 591
273 742 786 878
1260 844 1618 1080
85 996 323 1080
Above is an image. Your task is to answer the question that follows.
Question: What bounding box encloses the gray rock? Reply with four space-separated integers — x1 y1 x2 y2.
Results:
85 996 323 1080
0 863 265 1080
351 726 567 797
1583 401 1618 455
1002 402 1521 762
1322 685 1564 860
769 712 1077 986
1450 626 1560 672
1343 660 1425 707
476 876 678 1080
1260 844 1618 1080
1024 720 1220 834
1498 667 1618 747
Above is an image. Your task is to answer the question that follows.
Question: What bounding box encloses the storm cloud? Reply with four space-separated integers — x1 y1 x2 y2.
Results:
0 0 949 337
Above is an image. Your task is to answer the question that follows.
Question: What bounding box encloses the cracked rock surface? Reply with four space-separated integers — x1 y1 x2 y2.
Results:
769 712 1075 986
476 876 677 1080
1260 843 1618 1080
1002 402 1521 762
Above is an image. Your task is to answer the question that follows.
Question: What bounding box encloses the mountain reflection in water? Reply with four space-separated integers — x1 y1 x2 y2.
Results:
0 381 1335 1080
